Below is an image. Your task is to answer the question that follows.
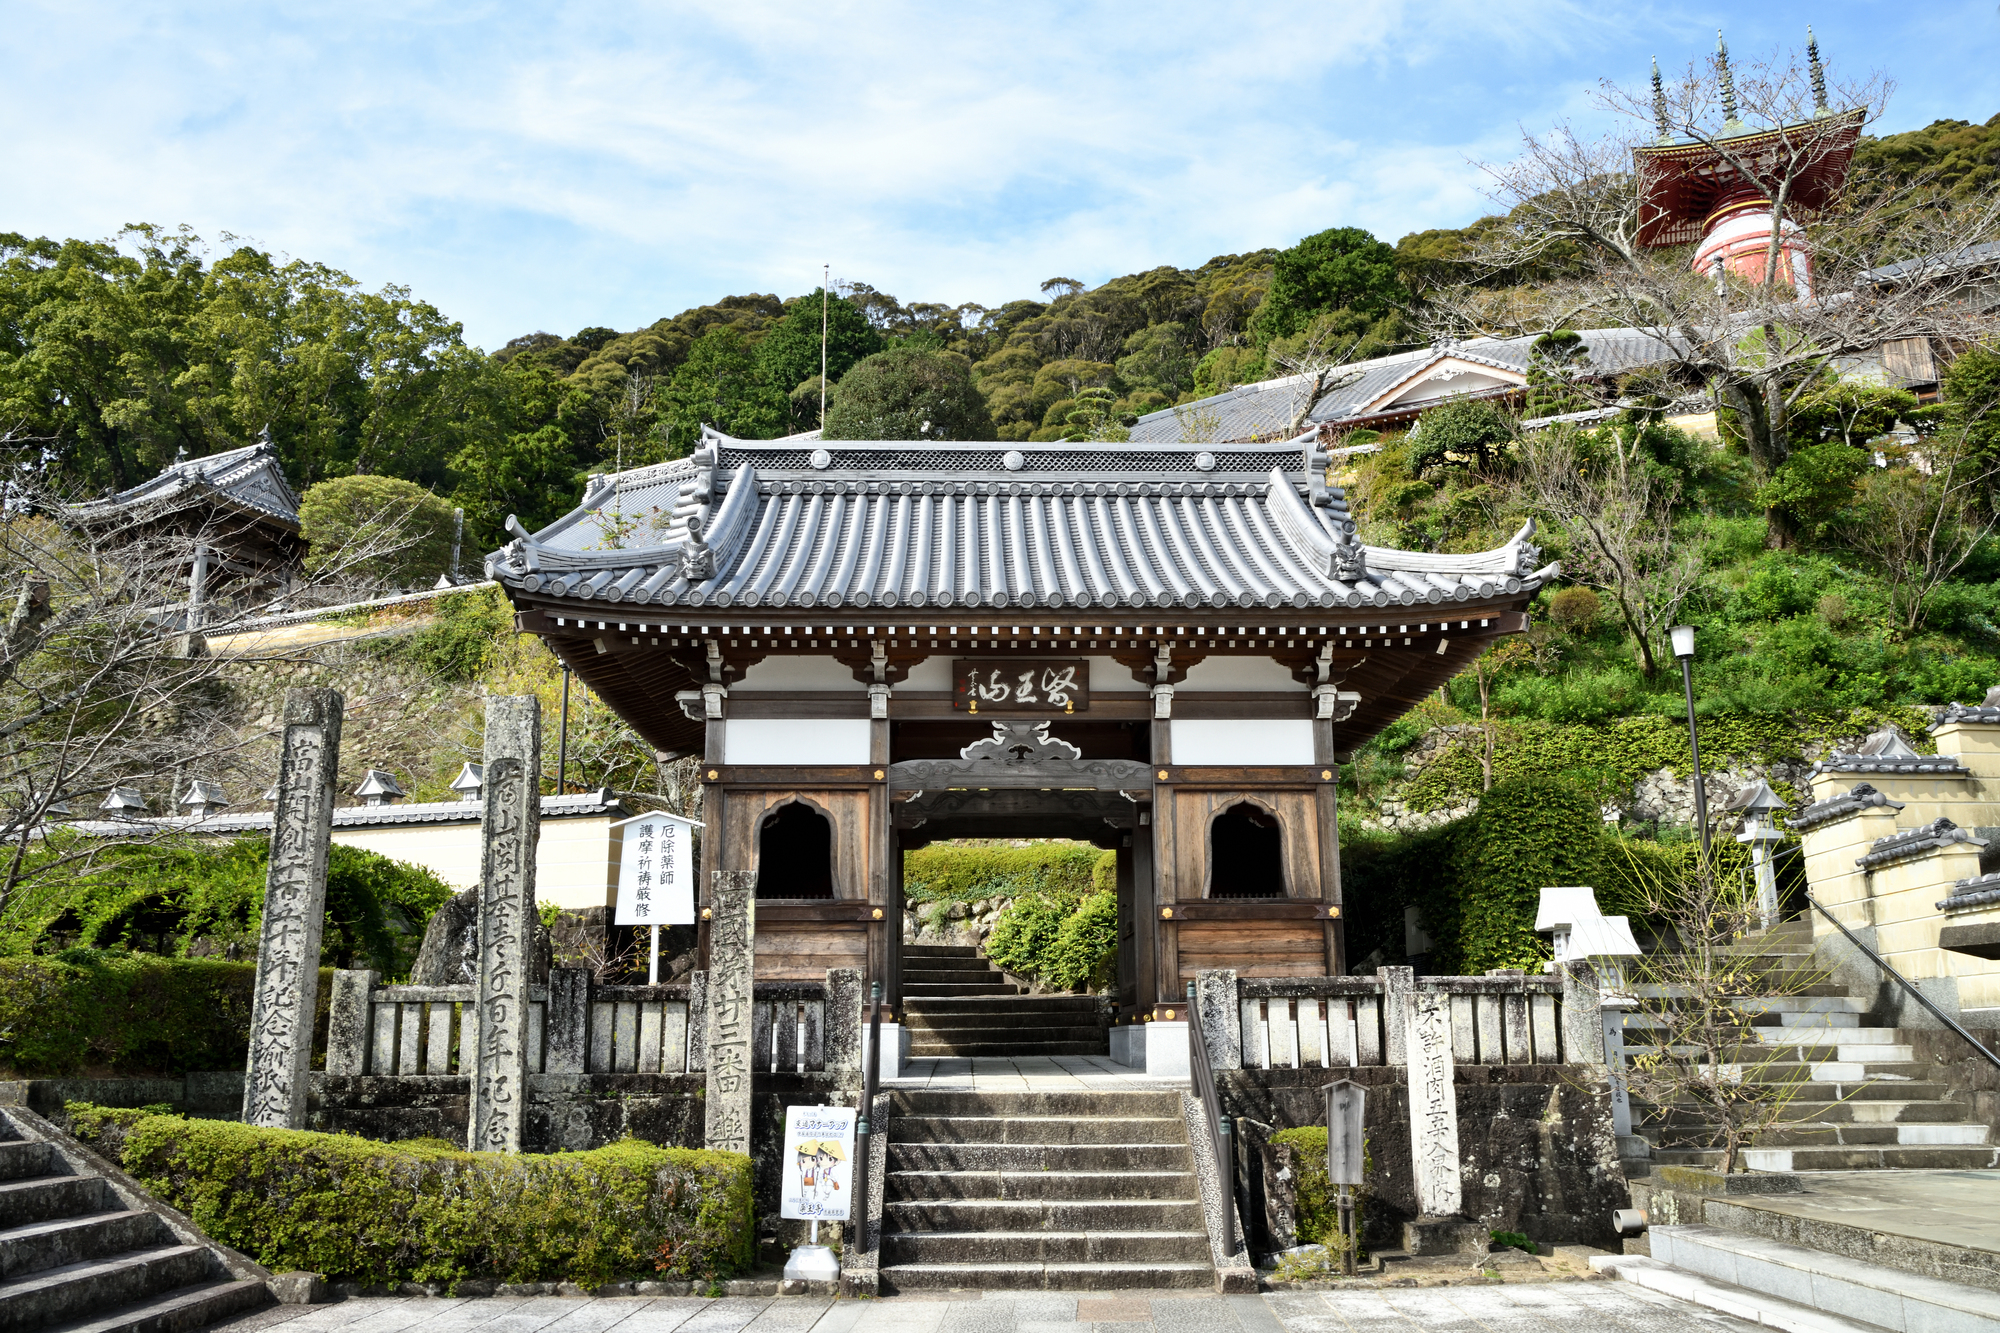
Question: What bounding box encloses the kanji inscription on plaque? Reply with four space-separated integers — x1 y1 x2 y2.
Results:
952 660 1089 712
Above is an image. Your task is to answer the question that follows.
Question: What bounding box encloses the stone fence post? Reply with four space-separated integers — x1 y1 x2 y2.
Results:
1196 969 1241 1070
823 967 863 1076
325 969 378 1075
544 968 591 1075
1560 960 1608 1066
242 688 343 1128
1378 965 1415 1065
470 695 540 1153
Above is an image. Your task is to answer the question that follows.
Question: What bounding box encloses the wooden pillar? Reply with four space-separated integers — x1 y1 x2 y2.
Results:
1115 840 1136 1012
1313 715 1347 977
889 840 907 1009
1133 801 1158 1015
1150 684 1175 1009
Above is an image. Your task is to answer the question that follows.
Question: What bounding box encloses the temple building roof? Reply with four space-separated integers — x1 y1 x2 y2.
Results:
487 429 1554 614
489 430 1555 756
1125 328 1677 444
67 439 303 534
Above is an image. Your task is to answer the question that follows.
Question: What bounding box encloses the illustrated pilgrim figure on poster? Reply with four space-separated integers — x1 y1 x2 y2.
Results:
811 1139 845 1205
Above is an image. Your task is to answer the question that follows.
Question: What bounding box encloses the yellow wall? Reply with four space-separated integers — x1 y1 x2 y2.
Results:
332 815 620 911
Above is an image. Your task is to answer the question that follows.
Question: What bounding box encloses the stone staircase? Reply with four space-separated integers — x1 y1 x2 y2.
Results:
0 1112 268 1333
1626 917 1998 1172
877 1088 1213 1292
901 944 1108 1059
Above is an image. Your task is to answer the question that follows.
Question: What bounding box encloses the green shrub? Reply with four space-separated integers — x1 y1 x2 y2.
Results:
1270 1125 1369 1257
985 894 1074 977
902 841 1106 905
0 835 451 978
298 474 458 588
1041 890 1117 991
386 586 513 683
0 955 300 1076
91 1111 751 1288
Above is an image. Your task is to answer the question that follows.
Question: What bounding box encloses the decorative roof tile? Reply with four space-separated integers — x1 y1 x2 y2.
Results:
1932 686 2000 729
1809 728 1968 778
1789 782 1904 831
1857 817 1986 871
1939 871 2000 914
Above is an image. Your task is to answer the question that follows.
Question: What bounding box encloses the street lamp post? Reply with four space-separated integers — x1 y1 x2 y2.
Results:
1669 625 1709 858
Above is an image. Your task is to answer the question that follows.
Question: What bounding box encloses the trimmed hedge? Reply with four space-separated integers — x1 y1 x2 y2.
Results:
0 955 297 1076
902 840 1108 904
983 853 1118 990
70 1107 752 1288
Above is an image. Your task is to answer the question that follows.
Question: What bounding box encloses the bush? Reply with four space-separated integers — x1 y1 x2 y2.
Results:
1445 777 1603 974
72 1109 751 1288
391 586 512 683
984 894 1074 978
902 841 1106 905
298 475 458 589
0 835 453 979
1270 1125 1369 1257
1546 586 1602 634
0 956 293 1075
1041 890 1117 991
823 346 994 440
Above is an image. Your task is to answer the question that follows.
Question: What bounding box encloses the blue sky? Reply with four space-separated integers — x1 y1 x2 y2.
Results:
5 2 1997 351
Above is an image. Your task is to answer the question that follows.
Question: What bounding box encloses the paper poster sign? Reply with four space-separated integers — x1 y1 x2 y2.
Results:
779 1104 857 1221
614 812 700 927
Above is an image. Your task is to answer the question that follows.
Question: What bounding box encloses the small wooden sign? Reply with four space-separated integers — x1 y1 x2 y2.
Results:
953 659 1090 712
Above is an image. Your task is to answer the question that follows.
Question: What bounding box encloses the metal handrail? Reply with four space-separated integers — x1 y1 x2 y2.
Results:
1185 981 1236 1256
1803 890 2000 1074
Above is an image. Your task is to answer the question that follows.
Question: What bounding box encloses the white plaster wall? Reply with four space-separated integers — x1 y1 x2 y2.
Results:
1175 655 1303 692
734 657 860 691
330 814 620 910
724 718 872 765
1170 718 1314 765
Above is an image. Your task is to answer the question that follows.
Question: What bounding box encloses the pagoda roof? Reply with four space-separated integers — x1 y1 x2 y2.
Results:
1126 328 1676 443
1631 108 1865 249
67 440 302 534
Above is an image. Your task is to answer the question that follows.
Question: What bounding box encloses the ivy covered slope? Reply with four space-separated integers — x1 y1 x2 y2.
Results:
66 1106 753 1289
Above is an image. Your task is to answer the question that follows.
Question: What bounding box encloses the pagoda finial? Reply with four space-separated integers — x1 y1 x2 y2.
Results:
1651 57 1672 143
1808 26 1830 116
1716 30 1744 133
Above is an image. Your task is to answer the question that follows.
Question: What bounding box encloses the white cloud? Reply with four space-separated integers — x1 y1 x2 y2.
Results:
5 1 1994 346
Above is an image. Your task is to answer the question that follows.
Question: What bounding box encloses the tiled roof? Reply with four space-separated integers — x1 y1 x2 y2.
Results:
1940 872 2000 914
68 440 302 531
1933 687 2000 729
484 431 1555 614
1789 782 1904 832
60 789 633 838
1126 328 1679 444
1810 728 1969 779
1857 817 1985 871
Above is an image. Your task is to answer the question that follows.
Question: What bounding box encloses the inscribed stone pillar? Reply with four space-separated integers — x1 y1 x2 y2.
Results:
703 871 755 1153
470 695 541 1153
1402 990 1462 1218
823 967 863 1076
242 688 343 1129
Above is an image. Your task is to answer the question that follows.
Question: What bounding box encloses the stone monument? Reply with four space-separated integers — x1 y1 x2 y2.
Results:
1403 990 1462 1218
703 870 755 1154
469 695 541 1153
242 688 344 1129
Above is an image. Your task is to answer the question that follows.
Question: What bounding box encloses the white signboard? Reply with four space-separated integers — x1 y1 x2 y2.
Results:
613 812 700 927
780 1104 857 1222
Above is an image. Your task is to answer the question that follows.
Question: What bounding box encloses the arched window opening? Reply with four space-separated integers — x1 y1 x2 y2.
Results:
757 802 835 900
1209 802 1283 899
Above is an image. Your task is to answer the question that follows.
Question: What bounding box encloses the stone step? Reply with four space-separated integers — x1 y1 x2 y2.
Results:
901 997 1101 1016
903 965 1005 981
887 1142 1194 1174
902 945 981 958
1642 1099 1972 1127
900 1020 1107 1041
884 1197 1205 1234
881 1229 1210 1266
879 1261 1213 1293
885 1170 1196 1202
40 1278 269 1333
906 1041 1109 1058
1643 1122 1990 1149
1634 982 1852 999
892 1116 1186 1146
0 1150 52 1186
1755 1025 1912 1043
0 1179 106 1231
901 984 1021 998
1654 1144 2000 1170
0 1245 215 1331
889 1090 1184 1117
1636 1081 1954 1107
1731 997 1870 1016
1642 1224 2000 1332
0 1211 166 1282
1749 1042 1918 1063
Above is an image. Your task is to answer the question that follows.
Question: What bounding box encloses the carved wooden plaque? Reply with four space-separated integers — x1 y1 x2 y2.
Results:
953 659 1090 712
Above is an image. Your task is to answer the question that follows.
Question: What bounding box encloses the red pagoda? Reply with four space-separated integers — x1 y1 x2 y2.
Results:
1633 30 1864 296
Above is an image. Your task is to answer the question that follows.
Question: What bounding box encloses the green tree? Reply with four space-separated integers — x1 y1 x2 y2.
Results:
1757 443 1870 545
754 290 883 432
1250 226 1403 344
298 475 458 588
1940 345 2000 465
1408 397 1512 475
824 346 994 440
1524 331 1593 418
449 424 581 552
656 327 787 458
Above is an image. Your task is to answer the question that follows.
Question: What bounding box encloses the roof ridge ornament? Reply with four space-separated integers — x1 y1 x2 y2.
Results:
680 514 716 581
1651 57 1672 144
1716 30 1745 134
959 720 1082 765
1807 26 1829 116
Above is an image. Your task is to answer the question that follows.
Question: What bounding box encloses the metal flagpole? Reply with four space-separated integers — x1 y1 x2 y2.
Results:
648 923 660 984
820 265 830 428
557 665 572 793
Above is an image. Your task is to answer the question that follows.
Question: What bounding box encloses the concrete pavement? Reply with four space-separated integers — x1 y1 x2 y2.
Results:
217 1283 1774 1333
